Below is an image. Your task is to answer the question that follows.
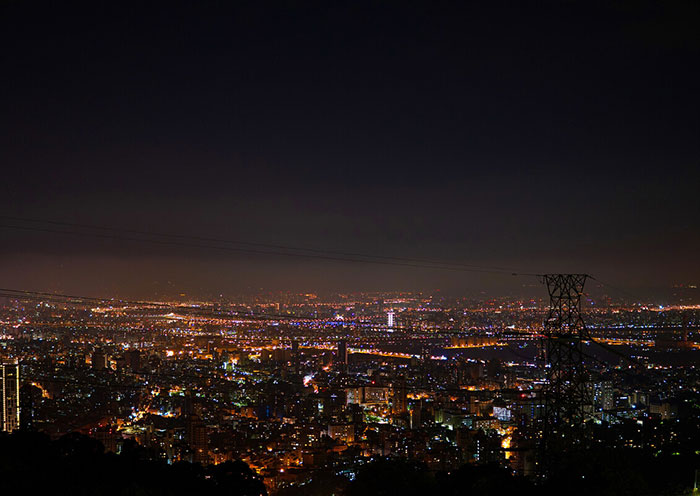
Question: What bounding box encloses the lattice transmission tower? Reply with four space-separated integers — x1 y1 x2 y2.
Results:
539 274 591 471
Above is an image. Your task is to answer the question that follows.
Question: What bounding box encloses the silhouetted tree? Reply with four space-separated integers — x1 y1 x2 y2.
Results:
0 430 267 496
345 458 437 496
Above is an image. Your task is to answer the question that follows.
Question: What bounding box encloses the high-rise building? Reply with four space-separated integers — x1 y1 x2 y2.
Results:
92 349 107 370
19 383 35 430
336 340 348 370
387 310 395 329
593 380 614 419
94 425 118 453
291 340 300 372
391 377 408 415
187 413 209 464
1 360 20 432
125 349 141 372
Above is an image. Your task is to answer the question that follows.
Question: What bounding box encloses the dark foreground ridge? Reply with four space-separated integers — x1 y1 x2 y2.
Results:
1 429 696 496
279 452 697 496
0 430 267 496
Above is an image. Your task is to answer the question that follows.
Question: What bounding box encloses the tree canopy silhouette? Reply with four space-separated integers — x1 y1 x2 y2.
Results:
0 430 266 496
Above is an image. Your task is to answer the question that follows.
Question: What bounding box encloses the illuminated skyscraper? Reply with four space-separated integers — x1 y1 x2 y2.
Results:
187 412 209 464
1 360 20 432
387 310 395 329
391 377 407 415
336 340 348 371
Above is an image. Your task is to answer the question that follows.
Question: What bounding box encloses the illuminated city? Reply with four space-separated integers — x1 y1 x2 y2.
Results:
1 1 698 495
0 287 698 494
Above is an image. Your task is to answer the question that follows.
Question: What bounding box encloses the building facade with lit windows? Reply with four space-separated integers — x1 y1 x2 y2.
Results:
1 360 20 432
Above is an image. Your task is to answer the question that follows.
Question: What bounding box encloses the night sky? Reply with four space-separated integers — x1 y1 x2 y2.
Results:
1 1 698 297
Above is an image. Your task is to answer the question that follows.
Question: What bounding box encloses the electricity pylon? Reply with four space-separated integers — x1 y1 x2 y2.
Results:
539 274 591 473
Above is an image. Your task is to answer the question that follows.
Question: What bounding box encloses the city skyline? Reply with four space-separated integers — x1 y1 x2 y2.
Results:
0 2 698 495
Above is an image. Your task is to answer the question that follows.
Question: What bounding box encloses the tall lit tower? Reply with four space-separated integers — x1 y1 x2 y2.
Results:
387 310 395 330
1 360 20 432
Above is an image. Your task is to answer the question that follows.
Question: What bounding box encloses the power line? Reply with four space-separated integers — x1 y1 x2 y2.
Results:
583 332 666 379
0 217 540 276
0 215 531 272
588 276 649 303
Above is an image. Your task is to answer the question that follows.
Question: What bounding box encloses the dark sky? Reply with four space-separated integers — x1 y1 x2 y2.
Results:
1 1 698 298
